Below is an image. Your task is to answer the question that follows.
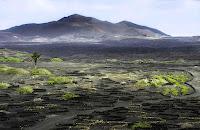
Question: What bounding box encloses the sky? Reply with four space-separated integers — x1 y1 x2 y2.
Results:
0 0 200 36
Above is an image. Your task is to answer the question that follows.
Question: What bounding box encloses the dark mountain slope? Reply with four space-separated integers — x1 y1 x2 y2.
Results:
1 14 168 42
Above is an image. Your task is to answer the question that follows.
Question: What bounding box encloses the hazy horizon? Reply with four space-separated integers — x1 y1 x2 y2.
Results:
0 0 200 36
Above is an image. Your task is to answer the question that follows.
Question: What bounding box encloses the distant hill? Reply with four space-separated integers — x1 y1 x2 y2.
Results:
1 14 168 42
0 31 23 42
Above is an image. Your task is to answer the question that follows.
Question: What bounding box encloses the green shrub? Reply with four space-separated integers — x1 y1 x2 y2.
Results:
150 75 168 87
164 75 178 85
7 68 29 75
0 82 10 89
62 92 79 100
0 65 10 72
171 87 179 96
130 121 152 130
135 79 150 88
172 73 189 83
0 57 23 63
164 73 189 84
50 58 63 62
162 87 171 96
16 86 33 94
162 86 188 96
0 65 29 75
179 85 190 95
48 76 73 85
135 75 168 88
31 68 52 76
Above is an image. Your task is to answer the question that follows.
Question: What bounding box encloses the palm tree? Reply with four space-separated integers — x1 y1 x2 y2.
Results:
31 52 41 68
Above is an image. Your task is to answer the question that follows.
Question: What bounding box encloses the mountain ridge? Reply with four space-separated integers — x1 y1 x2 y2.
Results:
1 14 168 42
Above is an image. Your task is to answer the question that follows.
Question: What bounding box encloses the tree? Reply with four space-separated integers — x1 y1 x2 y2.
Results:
31 52 41 68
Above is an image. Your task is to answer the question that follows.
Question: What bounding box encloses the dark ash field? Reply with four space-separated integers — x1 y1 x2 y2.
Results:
0 41 200 130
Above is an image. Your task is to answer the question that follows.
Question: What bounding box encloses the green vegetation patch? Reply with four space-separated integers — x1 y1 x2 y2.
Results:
150 75 168 87
0 82 10 89
7 68 29 75
162 85 190 96
105 73 138 82
170 87 179 96
31 68 52 76
48 76 73 85
16 86 34 94
135 74 169 88
62 92 79 100
163 72 190 84
130 121 152 130
180 85 190 95
135 79 150 88
162 85 191 96
0 65 29 75
162 87 171 96
50 58 64 62
0 56 23 63
134 71 191 96
174 73 188 83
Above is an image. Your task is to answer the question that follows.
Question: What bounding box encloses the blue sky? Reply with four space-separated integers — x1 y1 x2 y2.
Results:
0 0 200 36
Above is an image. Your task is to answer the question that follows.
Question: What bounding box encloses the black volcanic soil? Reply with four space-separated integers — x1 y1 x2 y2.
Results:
0 46 200 130
1 40 200 61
